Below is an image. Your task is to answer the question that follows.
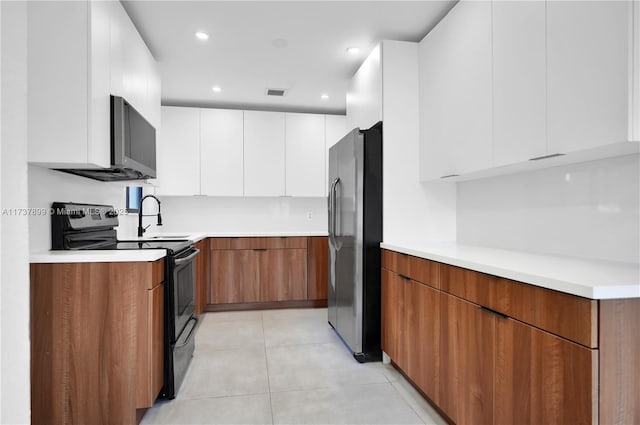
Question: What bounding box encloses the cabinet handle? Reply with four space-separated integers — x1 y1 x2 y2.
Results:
398 274 410 281
479 305 508 319
440 174 460 179
253 248 267 251
528 153 564 161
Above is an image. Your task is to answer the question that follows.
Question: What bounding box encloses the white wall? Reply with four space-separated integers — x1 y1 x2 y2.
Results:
28 163 327 246
1 2 31 422
457 154 640 264
382 40 456 245
28 166 146 251
154 196 327 234
346 45 382 131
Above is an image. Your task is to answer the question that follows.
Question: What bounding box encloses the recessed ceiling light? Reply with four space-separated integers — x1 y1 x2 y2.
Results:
212 86 222 93
321 94 329 100
346 47 360 55
195 31 209 41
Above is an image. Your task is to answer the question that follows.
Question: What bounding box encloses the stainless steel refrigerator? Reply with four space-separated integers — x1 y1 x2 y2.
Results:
328 121 382 363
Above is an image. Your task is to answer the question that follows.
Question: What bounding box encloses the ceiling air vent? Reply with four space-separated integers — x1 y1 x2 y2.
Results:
266 88 287 97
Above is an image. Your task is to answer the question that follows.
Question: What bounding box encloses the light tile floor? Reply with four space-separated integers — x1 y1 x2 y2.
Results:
141 308 448 425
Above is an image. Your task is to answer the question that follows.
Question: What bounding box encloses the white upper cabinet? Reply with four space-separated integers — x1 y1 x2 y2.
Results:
346 45 383 131
243 111 286 196
154 107 339 197
155 107 201 196
28 1 109 167
447 0 492 176
547 1 633 153
419 0 639 182
325 115 348 149
419 21 455 181
201 109 244 196
492 0 547 166
420 0 492 180
109 2 160 129
28 0 160 168
285 113 326 197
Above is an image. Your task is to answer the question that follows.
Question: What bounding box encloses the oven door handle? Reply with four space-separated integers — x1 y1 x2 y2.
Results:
175 317 198 348
174 248 200 265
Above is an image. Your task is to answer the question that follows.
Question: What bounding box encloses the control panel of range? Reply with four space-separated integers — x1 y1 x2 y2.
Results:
51 202 119 230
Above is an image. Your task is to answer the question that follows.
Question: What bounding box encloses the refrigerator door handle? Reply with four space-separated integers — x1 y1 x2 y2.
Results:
328 182 335 245
329 178 340 248
334 178 341 238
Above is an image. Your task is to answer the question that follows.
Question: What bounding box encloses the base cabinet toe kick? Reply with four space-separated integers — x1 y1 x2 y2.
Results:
381 249 639 425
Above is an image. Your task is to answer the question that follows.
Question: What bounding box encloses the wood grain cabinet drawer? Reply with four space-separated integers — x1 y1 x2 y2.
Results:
440 264 598 347
382 250 409 275
209 238 231 250
382 250 440 289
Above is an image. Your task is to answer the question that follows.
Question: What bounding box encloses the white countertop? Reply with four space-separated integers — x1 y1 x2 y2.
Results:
30 250 166 264
31 232 328 263
130 231 328 241
380 241 640 300
205 231 328 237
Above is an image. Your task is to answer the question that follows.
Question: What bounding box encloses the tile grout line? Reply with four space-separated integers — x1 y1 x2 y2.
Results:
261 312 276 425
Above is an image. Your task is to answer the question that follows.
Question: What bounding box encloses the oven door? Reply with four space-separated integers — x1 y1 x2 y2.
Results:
172 247 198 341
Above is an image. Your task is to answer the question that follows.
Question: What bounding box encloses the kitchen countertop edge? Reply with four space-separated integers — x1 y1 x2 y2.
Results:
132 231 329 242
380 241 640 300
30 250 167 264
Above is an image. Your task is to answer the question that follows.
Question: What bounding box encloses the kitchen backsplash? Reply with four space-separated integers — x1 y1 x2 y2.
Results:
28 165 140 251
28 164 328 252
153 195 327 235
457 153 640 264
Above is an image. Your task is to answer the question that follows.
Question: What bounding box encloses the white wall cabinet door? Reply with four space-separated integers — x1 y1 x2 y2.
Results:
285 113 326 197
492 0 546 166
446 0 493 176
109 1 159 129
201 109 244 196
418 5 458 180
547 1 631 153
420 0 492 180
155 107 201 196
243 111 285 196
28 1 109 167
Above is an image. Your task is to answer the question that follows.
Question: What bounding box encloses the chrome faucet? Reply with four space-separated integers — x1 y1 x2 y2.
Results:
138 195 162 237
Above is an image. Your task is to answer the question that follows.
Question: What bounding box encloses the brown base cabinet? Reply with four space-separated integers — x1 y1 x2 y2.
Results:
206 236 327 309
403 276 440 404
307 236 329 300
381 249 639 425
495 317 597 425
194 238 209 315
439 293 495 425
210 249 260 303
260 248 307 301
30 260 165 425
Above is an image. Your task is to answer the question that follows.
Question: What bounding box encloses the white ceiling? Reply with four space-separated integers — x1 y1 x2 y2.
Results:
121 1 457 114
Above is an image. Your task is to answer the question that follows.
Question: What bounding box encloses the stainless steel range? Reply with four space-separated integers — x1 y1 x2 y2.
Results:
51 202 197 400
